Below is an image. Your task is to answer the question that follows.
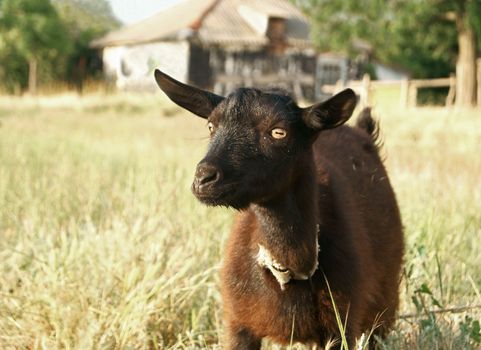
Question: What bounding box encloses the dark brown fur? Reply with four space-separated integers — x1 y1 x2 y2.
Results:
154 69 404 349
222 124 403 348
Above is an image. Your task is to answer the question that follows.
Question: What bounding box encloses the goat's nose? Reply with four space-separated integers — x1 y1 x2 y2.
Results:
194 163 222 190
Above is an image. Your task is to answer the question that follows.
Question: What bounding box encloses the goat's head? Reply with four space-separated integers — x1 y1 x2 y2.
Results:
155 69 356 209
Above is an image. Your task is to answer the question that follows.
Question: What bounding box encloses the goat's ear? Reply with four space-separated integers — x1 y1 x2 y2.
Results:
302 89 357 130
154 69 224 119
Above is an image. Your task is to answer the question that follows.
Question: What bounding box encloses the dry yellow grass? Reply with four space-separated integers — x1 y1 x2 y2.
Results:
0 91 480 349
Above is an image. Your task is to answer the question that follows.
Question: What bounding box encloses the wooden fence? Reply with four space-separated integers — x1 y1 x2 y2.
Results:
321 74 458 108
215 62 481 108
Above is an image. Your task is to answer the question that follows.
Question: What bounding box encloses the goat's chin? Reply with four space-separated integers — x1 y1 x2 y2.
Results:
202 199 249 210
194 193 250 210
192 185 251 210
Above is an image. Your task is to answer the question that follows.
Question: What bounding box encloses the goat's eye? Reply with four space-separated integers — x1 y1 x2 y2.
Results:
270 128 287 139
207 122 215 134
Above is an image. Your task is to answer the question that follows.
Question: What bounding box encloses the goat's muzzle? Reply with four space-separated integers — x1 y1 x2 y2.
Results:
192 162 223 197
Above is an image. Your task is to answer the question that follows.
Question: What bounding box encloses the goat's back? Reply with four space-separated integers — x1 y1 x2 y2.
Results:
313 121 403 333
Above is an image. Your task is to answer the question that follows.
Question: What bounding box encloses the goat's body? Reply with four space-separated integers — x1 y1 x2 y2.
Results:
221 122 403 348
154 70 403 349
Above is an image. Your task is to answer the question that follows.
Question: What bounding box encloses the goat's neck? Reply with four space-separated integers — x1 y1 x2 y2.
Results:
251 159 319 277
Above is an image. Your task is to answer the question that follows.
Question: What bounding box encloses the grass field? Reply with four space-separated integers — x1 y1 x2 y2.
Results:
0 90 480 349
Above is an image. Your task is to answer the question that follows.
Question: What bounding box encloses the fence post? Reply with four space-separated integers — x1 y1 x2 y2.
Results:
293 79 303 101
446 74 456 107
400 79 409 108
477 58 481 107
360 74 371 107
408 83 418 108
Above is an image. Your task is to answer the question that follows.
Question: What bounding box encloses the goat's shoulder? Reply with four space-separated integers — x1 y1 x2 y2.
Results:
314 124 377 155
313 123 383 178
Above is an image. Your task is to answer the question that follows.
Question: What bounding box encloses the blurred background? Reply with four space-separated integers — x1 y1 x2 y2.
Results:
0 0 480 107
0 1 480 349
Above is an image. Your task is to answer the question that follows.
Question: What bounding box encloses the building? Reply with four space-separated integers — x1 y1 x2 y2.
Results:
91 0 319 99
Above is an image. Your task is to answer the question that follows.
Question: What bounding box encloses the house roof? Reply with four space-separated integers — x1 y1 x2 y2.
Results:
91 0 311 48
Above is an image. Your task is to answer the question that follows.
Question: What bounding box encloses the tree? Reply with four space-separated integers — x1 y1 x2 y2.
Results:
294 0 481 107
52 0 120 90
0 0 71 94
447 0 481 106
0 0 119 93
52 0 119 35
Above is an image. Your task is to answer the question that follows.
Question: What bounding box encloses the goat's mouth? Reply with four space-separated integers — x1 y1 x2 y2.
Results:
191 181 248 209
